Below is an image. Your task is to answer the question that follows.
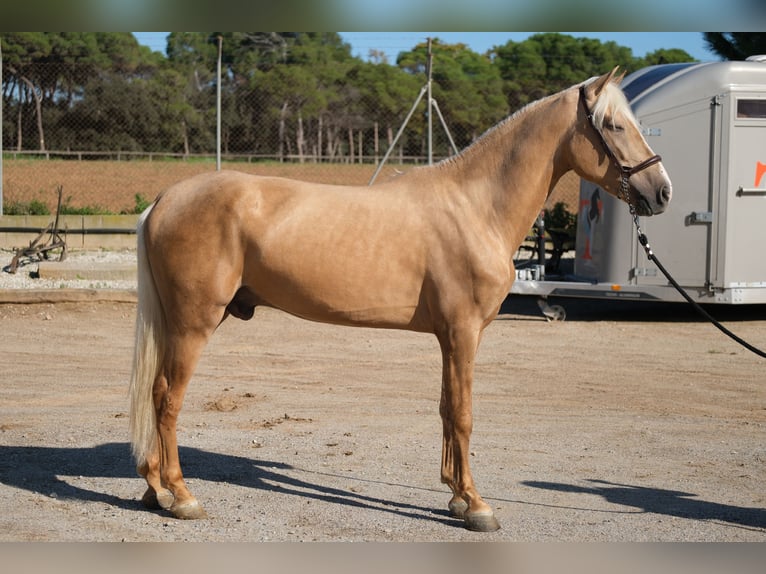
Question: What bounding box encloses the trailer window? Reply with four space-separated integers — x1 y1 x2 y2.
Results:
737 99 766 118
621 63 697 102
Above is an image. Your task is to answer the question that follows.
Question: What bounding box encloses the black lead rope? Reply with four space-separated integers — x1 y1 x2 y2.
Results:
631 212 766 359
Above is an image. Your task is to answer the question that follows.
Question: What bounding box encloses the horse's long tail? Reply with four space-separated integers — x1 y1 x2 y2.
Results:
129 204 164 468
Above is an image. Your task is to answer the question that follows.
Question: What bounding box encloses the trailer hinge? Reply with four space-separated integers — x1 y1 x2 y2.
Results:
630 267 658 280
687 211 713 224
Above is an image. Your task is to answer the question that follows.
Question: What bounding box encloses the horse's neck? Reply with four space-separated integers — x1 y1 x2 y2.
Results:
437 91 574 250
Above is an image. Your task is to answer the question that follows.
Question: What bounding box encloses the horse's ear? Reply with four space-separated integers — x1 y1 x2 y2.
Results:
589 66 621 97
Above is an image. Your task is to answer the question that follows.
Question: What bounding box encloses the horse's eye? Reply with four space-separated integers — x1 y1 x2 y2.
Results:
606 122 624 133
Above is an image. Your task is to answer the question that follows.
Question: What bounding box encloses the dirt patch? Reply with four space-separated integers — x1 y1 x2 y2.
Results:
0 297 764 541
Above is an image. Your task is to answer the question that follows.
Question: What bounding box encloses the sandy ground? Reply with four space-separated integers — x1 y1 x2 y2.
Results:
0 295 764 542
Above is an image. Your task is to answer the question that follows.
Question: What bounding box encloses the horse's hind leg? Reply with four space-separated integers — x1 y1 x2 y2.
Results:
138 304 222 519
155 327 217 519
137 408 173 511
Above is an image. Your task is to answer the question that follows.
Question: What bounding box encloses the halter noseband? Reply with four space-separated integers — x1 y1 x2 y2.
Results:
578 85 662 207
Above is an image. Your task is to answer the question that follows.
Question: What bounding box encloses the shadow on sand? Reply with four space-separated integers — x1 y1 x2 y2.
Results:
0 442 460 526
521 478 766 531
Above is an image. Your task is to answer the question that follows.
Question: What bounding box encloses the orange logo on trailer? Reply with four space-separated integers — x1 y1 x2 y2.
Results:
756 161 766 187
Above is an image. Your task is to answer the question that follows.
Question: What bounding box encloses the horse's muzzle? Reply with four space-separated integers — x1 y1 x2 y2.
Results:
657 184 672 209
635 182 671 216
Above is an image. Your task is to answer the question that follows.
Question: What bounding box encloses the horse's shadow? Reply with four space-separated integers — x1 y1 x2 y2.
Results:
4 443 762 532
521 479 766 531
0 442 458 526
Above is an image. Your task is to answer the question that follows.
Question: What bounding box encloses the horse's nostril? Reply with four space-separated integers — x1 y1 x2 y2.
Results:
657 185 671 205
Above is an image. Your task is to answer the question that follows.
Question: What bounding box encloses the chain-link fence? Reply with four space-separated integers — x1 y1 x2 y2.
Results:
3 59 476 156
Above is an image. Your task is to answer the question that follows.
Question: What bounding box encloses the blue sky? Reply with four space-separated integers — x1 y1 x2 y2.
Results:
339 32 715 62
133 32 716 62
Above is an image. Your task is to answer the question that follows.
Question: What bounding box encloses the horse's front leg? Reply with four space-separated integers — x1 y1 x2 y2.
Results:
437 325 501 532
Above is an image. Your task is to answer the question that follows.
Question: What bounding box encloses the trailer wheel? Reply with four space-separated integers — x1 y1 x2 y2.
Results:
537 298 566 322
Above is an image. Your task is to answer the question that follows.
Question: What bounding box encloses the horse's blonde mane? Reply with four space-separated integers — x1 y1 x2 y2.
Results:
584 76 638 131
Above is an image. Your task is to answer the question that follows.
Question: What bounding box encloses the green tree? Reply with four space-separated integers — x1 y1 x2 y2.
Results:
2 32 51 150
283 33 355 161
232 33 358 158
345 60 422 159
492 33 637 111
429 41 506 147
640 48 697 67
1 32 150 151
703 33 766 60
396 39 506 156
57 73 157 151
165 32 359 158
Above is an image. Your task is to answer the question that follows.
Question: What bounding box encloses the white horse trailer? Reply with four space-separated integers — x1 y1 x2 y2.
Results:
513 58 766 310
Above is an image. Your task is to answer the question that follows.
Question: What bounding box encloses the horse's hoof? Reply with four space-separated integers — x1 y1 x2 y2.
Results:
448 497 469 519
170 500 208 520
142 487 174 510
464 512 501 532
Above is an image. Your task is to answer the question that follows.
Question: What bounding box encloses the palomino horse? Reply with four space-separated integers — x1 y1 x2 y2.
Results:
129 68 671 532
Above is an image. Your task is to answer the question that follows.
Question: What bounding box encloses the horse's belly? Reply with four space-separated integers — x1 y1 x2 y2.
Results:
255 273 422 328
244 245 426 329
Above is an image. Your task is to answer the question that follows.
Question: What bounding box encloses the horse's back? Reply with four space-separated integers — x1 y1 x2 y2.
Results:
151 170 291 224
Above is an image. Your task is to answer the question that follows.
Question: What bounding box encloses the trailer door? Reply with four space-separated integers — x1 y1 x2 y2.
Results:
715 93 766 288
633 97 717 290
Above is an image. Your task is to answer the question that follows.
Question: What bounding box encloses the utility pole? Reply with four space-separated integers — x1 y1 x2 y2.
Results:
368 37 459 185
216 35 222 171
426 37 433 165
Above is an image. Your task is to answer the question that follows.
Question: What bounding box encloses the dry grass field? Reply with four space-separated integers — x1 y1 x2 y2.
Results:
1 158 580 215
1 159 383 214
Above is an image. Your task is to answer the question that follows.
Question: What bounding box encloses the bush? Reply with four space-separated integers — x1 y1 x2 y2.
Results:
132 193 152 214
544 202 577 235
59 202 110 215
3 199 51 215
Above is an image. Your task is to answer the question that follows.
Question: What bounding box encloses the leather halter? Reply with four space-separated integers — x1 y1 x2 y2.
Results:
578 85 662 183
